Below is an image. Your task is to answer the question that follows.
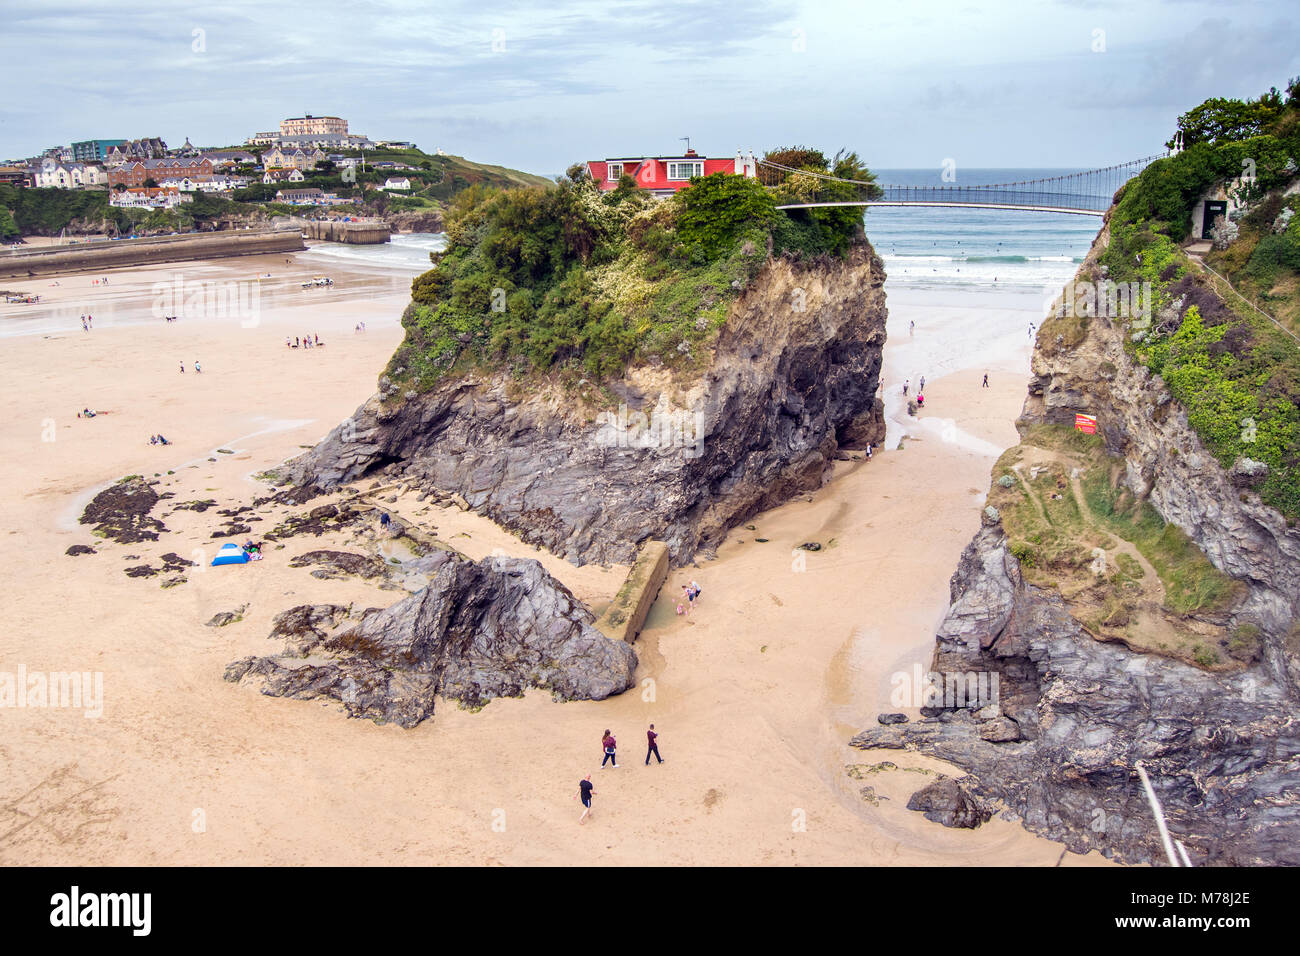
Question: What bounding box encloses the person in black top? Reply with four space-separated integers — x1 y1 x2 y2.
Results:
577 775 595 824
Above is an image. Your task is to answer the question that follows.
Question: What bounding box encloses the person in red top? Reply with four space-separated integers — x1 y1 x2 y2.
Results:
601 729 619 768
646 724 663 765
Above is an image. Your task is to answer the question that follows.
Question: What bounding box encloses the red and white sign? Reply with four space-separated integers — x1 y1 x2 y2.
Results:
1075 413 1098 434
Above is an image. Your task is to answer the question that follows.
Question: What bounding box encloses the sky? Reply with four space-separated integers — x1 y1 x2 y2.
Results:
2 0 1298 175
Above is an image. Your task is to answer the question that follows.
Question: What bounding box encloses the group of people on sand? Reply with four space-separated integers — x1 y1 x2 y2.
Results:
179 360 201 373
80 314 95 331
241 540 263 560
286 334 323 348
676 579 702 616
354 322 366 333
577 724 665 824
78 408 98 418
148 434 171 445
902 375 927 407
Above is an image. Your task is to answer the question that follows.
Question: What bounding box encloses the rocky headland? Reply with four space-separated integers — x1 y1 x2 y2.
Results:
281 243 887 567
853 208 1300 866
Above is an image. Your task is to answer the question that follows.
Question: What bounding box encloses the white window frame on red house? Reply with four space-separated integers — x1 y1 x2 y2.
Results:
666 160 703 181
607 162 623 181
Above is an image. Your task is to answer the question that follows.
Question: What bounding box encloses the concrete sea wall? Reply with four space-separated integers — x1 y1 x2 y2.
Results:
0 230 305 279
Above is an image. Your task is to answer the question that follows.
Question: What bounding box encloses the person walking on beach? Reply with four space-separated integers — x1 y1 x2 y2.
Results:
81 316 87 332
919 375 925 392
982 372 989 389
194 360 201 373
601 730 619 768
902 379 909 396
577 775 595 824
909 320 915 335
646 724 663 765
179 361 184 374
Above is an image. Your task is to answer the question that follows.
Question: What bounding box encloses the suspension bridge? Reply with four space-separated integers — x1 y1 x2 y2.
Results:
760 154 1167 216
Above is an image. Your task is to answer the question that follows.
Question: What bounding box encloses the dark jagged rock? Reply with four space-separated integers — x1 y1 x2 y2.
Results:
266 603 354 655
264 502 363 541
225 553 638 727
288 549 388 580
79 476 166 544
159 552 195 572
906 775 992 829
852 524 1300 866
279 246 888 567
877 712 908 725
65 545 96 556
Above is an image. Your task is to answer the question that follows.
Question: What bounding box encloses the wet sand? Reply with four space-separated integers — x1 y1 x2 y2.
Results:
0 253 1111 866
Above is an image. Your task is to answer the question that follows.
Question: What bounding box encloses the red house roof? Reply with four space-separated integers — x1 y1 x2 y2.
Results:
587 150 756 194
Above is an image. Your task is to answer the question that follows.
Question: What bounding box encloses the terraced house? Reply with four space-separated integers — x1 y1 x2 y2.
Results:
107 157 214 188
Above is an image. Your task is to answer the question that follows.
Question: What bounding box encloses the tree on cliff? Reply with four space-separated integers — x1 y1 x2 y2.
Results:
1166 89 1287 149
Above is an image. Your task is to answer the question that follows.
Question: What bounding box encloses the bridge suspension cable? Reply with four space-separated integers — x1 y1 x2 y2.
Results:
758 153 1169 214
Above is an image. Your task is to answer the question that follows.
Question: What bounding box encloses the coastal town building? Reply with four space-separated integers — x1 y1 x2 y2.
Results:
0 165 31 187
202 150 257 168
262 146 326 172
262 168 306 184
109 186 192 209
382 177 412 191
280 115 348 137
273 187 344 205
107 158 215 188
585 149 757 198
34 158 108 189
158 175 247 193
246 126 373 150
104 138 169 164
71 139 126 162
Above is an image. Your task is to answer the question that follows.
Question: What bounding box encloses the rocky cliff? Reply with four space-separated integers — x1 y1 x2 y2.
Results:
282 243 887 566
852 217 1300 866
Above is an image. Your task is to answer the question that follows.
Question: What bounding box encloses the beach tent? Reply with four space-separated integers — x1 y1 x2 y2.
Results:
211 543 250 566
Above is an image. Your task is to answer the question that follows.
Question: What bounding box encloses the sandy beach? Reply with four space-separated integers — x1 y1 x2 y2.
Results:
0 249 1111 866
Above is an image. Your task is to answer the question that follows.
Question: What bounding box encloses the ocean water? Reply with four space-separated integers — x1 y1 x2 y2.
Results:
865 168 1102 297
300 232 447 273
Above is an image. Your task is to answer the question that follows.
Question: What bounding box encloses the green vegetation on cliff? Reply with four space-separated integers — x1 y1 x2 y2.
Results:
388 149 878 390
991 425 1241 669
1098 80 1300 522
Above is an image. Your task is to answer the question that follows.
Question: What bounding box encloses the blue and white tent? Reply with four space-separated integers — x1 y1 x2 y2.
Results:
211 543 250 566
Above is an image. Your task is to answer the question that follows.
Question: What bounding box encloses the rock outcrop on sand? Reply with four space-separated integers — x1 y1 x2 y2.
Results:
224 551 637 727
79 476 167 544
853 219 1300 866
280 245 888 566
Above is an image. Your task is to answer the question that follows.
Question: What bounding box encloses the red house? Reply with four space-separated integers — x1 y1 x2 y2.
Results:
586 148 757 198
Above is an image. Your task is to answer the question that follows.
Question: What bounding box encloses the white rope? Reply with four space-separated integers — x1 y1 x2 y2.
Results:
1135 761 1185 867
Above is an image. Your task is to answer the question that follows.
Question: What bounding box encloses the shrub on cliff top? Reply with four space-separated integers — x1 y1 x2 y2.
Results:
392 151 873 391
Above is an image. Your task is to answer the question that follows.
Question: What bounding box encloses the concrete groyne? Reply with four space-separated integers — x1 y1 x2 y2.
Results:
0 230 305 279
595 541 670 643
303 221 391 244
